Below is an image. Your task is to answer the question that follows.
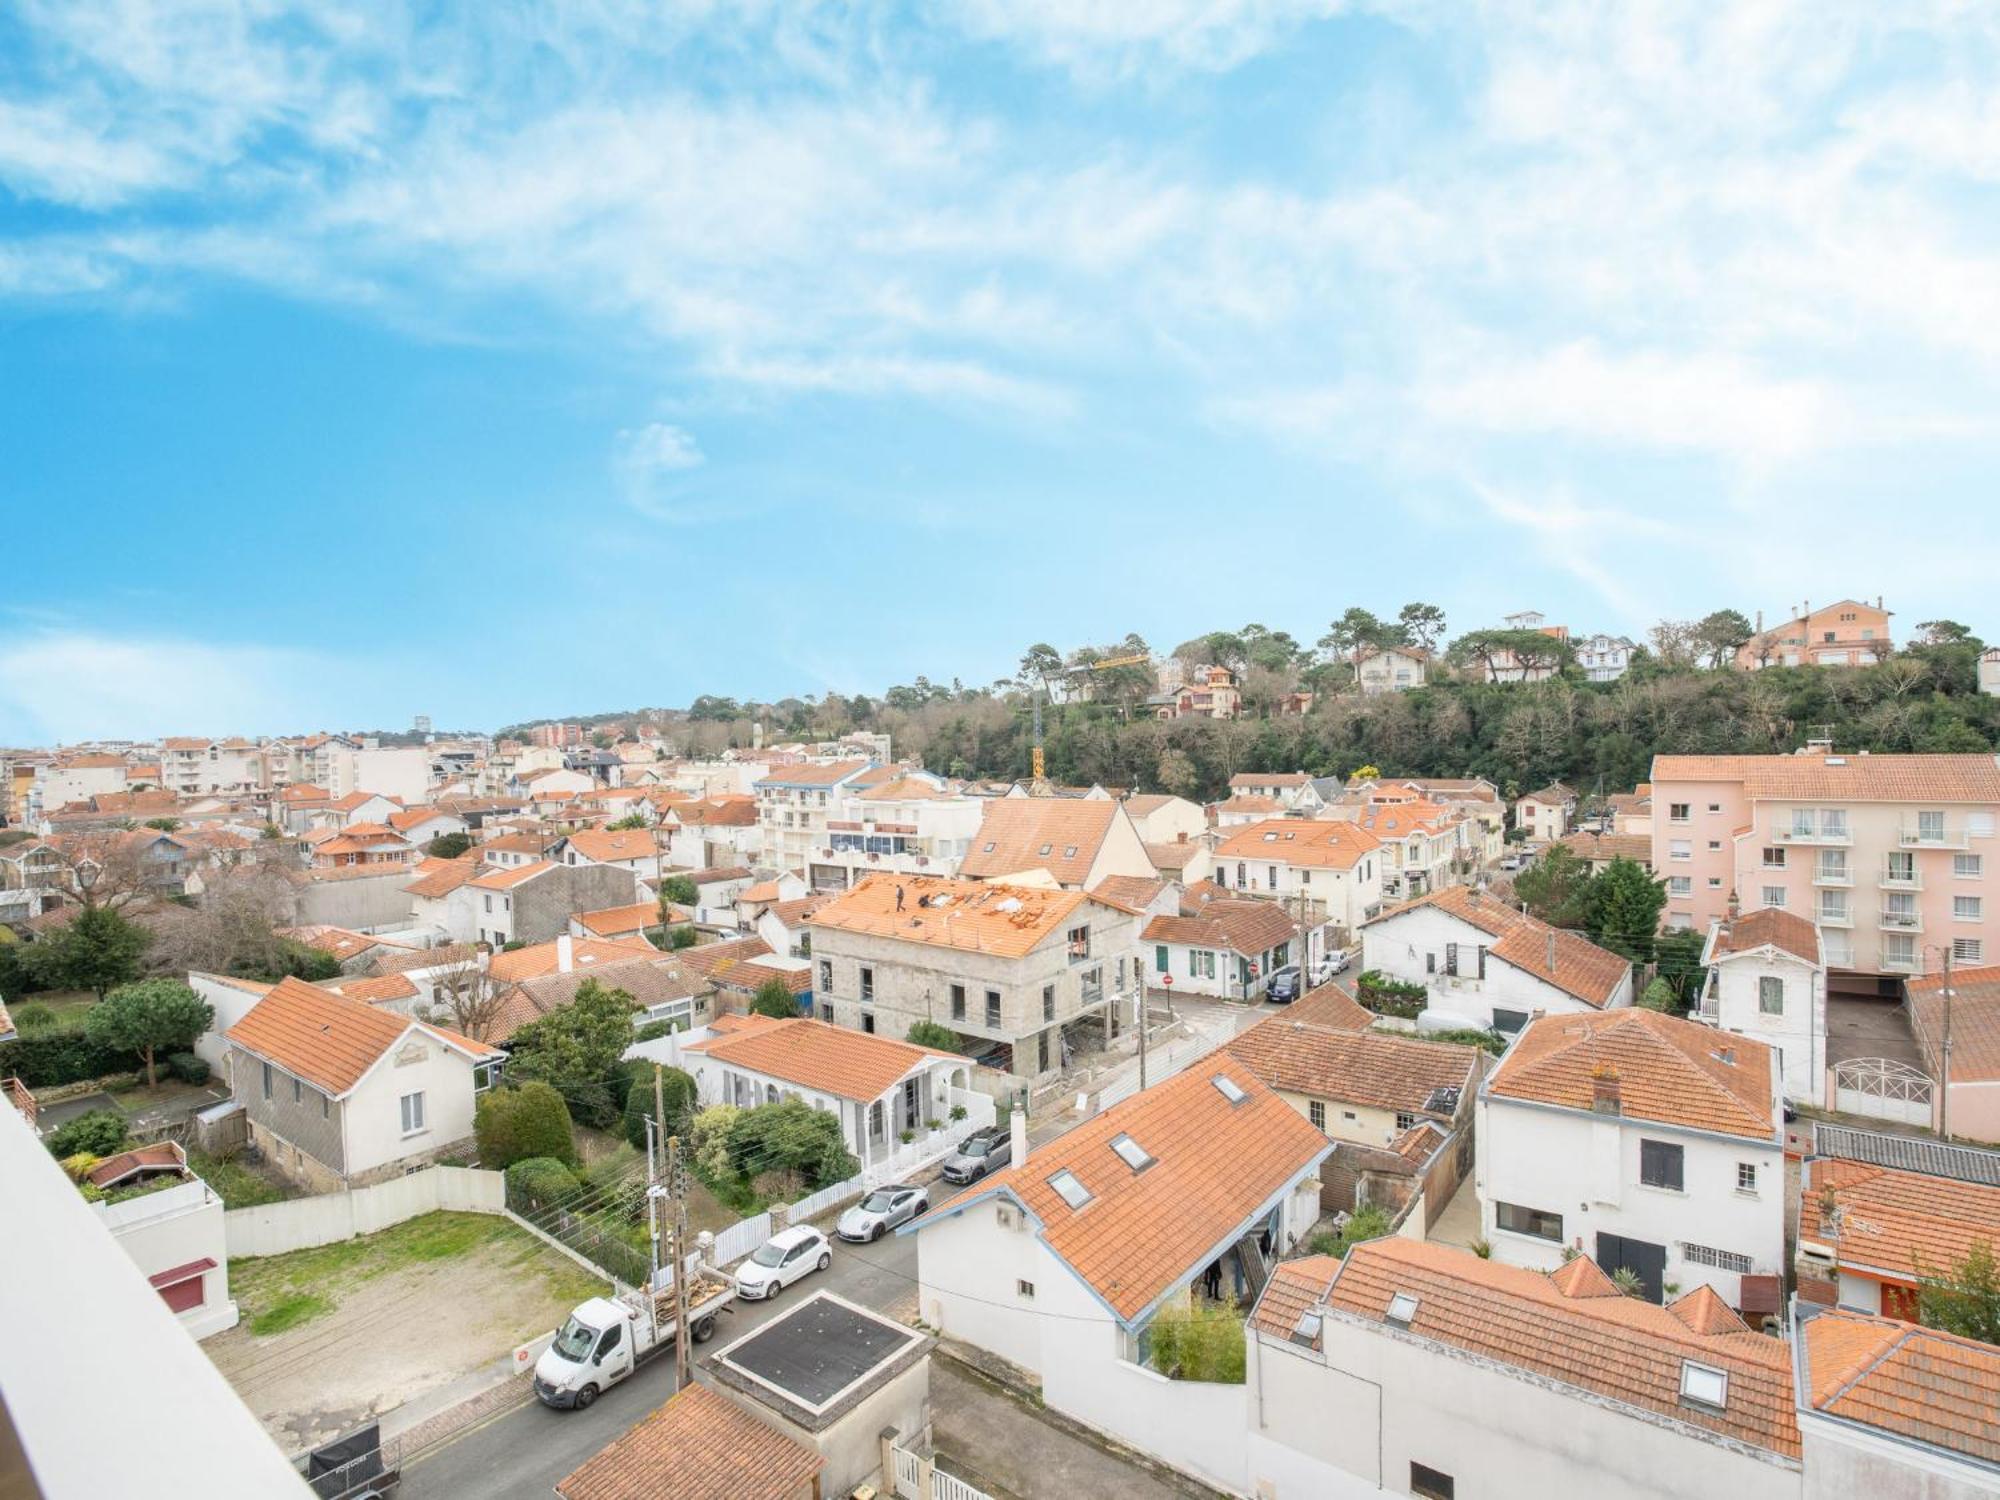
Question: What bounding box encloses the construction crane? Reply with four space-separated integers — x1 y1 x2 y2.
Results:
1030 651 1151 789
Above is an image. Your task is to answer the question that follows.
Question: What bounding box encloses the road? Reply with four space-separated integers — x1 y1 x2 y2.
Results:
398 1221 922 1498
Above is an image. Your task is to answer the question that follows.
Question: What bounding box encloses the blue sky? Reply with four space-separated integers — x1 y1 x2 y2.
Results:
5 2 2000 743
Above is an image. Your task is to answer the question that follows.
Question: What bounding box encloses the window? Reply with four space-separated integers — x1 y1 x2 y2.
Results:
1885 933 1916 966
819 1003 833 1023
1395 1111 1418 1132
1110 1133 1154 1171
861 1011 876 1034
1048 1169 1092 1209
1492 1008 1528 1035
1668 876 1692 896
1919 810 1947 842
262 1062 272 1100
1956 896 1983 921
1680 1241 1753 1273
1038 1031 1049 1070
1736 1162 1758 1193
819 960 832 992
1758 976 1784 1015
1308 1101 1326 1131
1956 853 1983 878
1761 847 1785 868
1680 1362 1729 1411
1708 877 1723 889
292 1077 302 1104
859 966 874 1001
951 983 966 1020
1640 1139 1685 1191
985 990 1001 1028
1761 886 1785 908
1955 938 1985 964
1386 1291 1420 1326
1043 984 1056 1022
1410 1463 1455 1500
1211 1073 1247 1104
1669 840 1692 862
1887 851 1917 883
1708 840 1722 852
399 1091 426 1135
1669 803 1691 823
1495 1201 1562 1241
1017 1280 1035 1299
1155 944 1169 973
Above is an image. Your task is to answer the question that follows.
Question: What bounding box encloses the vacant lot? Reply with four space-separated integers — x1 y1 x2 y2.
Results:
208 1211 605 1452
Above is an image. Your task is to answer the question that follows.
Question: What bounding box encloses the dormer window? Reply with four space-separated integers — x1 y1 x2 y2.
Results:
1680 1362 1728 1410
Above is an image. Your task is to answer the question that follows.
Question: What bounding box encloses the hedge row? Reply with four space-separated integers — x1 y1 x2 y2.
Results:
0 1025 140 1088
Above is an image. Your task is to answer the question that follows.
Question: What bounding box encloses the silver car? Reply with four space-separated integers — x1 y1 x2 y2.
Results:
940 1127 1013 1185
835 1183 929 1243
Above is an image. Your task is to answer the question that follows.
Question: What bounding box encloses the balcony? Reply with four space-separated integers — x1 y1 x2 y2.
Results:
1898 822 1971 850
1879 908 1924 933
1881 952 1922 973
1878 869 1923 892
1815 910 1854 929
1811 868 1853 888
1772 827 1851 847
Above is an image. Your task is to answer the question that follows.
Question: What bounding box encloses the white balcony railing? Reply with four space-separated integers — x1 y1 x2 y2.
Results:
1772 827 1851 847
1879 909 1924 932
1816 911 1854 929
1878 870 1923 892
1881 952 1922 973
1898 822 1971 850
1812 869 1853 888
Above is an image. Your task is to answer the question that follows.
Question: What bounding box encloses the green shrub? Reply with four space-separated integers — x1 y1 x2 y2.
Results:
11 1001 58 1033
726 1098 858 1194
165 1052 210 1085
688 1104 741 1184
47 1110 130 1159
622 1063 697 1151
476 1082 578 1170
1355 970 1427 1019
504 1156 583 1213
668 926 698 951
660 876 699 907
1329 1204 1395 1258
0 1023 138 1088
1145 1299 1247 1383
1423 1027 1509 1056
906 1020 965 1052
749 978 800 1019
632 1020 675 1042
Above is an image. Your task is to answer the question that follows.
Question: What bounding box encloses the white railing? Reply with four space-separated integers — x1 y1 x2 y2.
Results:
708 1210 774 1268
892 1442 993 1500
1899 822 1970 849
1879 909 1923 931
893 1446 925 1499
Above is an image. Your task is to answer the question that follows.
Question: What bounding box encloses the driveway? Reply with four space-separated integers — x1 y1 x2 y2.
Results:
397 1216 922 1498
1826 994 1925 1070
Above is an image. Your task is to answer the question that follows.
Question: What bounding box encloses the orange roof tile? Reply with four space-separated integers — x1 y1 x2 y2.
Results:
1144 841 1207 872
554 1382 823 1500
403 855 480 899
959 799 1133 886
1668 1283 1751 1336
1226 1019 1478 1116
320 973 420 1005
1802 1156 2000 1283
1214 819 1381 869
1142 896 1297 958
225 976 497 1096
755 759 872 788
561 828 666 864
921 1056 1330 1323
1086 874 1170 913
685 1016 952 1100
486 936 658 985
1908 965 2000 1083
387 807 458 832
1708 906 1823 966
1801 1306 2000 1463
1307 1239 1798 1456
1368 885 1632 1008
1652 751 2000 803
1490 1009 1777 1141
805 874 1097 960
1554 829 1655 865
467 858 556 891
575 902 661 937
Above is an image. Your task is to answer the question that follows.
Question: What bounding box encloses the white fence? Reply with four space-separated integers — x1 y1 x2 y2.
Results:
708 1210 774 1269
225 1166 504 1258
891 1442 993 1500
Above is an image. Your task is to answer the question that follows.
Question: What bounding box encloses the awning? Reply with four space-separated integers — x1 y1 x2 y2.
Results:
147 1257 217 1288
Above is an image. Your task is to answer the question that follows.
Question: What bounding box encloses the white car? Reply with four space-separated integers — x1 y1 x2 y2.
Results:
734 1226 831 1301
1312 948 1351 982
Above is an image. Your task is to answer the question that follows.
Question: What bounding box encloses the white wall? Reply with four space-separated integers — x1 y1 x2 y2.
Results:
189 973 272 1071
98 1178 238 1338
1802 1417 1999 1500
1362 904 1631 1030
224 1165 504 1257
1709 951 1824 1102
343 1034 486 1178
1476 1096 1786 1303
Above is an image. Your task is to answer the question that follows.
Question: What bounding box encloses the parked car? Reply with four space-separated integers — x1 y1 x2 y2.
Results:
733 1226 831 1301
1498 855 1522 871
836 1183 930 1243
1312 948 1351 982
940 1126 1013 1185
1266 965 1303 1003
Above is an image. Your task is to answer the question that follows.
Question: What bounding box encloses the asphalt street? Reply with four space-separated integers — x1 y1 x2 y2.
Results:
398 1220 922 1498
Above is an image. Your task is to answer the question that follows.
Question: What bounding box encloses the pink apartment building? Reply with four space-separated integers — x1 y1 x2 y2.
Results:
1651 749 2000 993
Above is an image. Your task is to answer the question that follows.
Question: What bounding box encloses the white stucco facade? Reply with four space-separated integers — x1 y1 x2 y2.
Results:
1697 937 1826 1103
1361 902 1633 1033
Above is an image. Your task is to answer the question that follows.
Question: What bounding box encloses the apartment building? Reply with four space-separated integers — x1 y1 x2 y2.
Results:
1348 798 1475 900
159 737 264 797
1651 748 2000 986
753 759 875 874
957 795 1156 891
802 771 985 892
804 874 1142 1077
1735 598 1892 669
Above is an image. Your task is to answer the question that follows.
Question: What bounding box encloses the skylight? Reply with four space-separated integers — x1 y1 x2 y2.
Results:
1109 1133 1153 1172
1210 1074 1247 1104
1385 1292 1419 1327
1047 1169 1092 1209
1290 1311 1322 1347
1679 1361 1728 1409
1038 843 1053 856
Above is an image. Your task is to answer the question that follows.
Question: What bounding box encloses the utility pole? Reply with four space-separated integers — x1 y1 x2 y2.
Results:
643 1115 662 1349
1137 974 1148 1092
667 1134 692 1389
1942 944 1955 1141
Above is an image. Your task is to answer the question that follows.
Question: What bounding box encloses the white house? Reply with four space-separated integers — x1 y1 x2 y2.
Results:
957 796 1157 891
1119 794 1207 845
87 1142 238 1340
187 972 276 1072
1697 906 1826 1102
1360 884 1634 1035
1575 632 1639 682
223 976 503 1192
386 806 468 847
678 1014 989 1170
1245 1238 1802 1500
1210 818 1385 938
1141 891 1315 1000
905 1057 1330 1495
1516 782 1577 842
1352 644 1430 693
803 772 988 892
1477 1009 1786 1311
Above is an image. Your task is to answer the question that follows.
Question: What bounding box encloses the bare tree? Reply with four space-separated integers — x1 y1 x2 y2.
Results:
144 867 300 977
432 949 508 1041
1647 619 1699 670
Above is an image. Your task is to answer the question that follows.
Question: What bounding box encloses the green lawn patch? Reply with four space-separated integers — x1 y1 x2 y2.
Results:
249 1292 331 1336
187 1150 295 1209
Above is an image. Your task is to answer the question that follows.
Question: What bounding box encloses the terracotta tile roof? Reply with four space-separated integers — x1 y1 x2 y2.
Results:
386 807 457 832
1144 841 1206 872
1143 897 1297 958
575 902 661 937
1226 1019 1478 1116
278 925 410 963
403 855 480 899
1287 982 1375 1031
1214 818 1381 870
1212 794 1282 818
1308 1239 1798 1456
665 797 757 827
1489 1010 1777 1141
1229 772 1310 789
959 798 1136 886
1801 1306 2000 1464
481 831 553 856
498 958 707 1043
1554 830 1655 866
561 829 665 865
555 1381 823 1500
739 879 785 903
1907 965 2000 1083
754 759 871 789
1801 1157 2000 1283
1707 906 1823 967
320 973 420 1005
1668 1284 1751 1336
684 1016 951 1100
1651 751 2000 803
921 1055 1330 1323
370 942 480 975
687 865 753 884
1353 798 1461 839
467 858 556 891
297 861 426 884
1368 885 1631 1008
762 894 834 929
674 935 777 979
487 936 658 985
807 874 1100 960
225 976 497 1096
855 774 955 802
85 1142 190 1188
1086 874 1170 913
1251 1255 1340 1343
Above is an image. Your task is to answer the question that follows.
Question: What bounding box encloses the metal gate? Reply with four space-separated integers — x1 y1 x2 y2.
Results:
1832 1057 1934 1127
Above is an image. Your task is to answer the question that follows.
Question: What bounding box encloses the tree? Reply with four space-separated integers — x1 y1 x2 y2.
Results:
425 831 473 860
749 978 800 1019
504 978 638 1127
1638 977 1679 1012
83 979 212 1088
660 875 698 907
726 1098 859 1194
1585 857 1668 963
1919 1240 2000 1345
46 1109 130 1159
688 1104 741 1182
143 817 182 832
1512 844 1594 928
141 867 302 981
1692 609 1754 669
1653 927 1707 1002
606 813 650 831
475 1082 577 1169
1318 607 1397 663
906 1019 964 1052
1647 620 1700 670
1155 749 1198 799
37 905 150 998
429 947 505 1040
1397 602 1447 652
622 1063 697 1151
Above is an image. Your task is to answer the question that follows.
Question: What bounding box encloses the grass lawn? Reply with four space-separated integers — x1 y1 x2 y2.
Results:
26 989 96 1017
186 1149 296 1209
230 1211 604 1339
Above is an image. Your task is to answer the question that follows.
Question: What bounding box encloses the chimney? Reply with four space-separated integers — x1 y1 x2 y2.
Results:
1726 888 1740 921
1009 1093 1030 1169
556 933 574 973
1545 929 1556 973
1591 1066 1621 1116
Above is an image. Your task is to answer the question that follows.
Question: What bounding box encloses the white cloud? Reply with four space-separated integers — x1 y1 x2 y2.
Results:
952 0 1351 76
617 422 704 475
